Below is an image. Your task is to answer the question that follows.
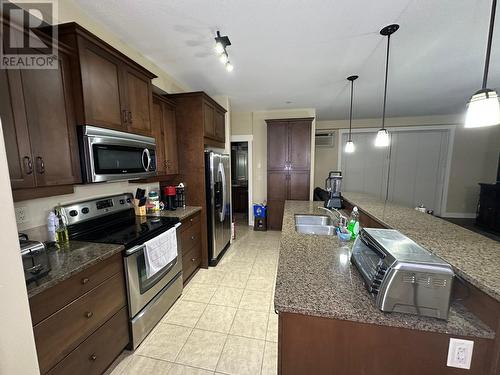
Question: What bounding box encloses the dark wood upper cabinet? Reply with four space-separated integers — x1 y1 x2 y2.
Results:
266 118 313 230
203 101 215 138
0 70 35 189
78 39 125 130
57 23 156 136
151 94 178 175
267 121 288 170
21 52 81 187
0 46 81 196
214 108 225 141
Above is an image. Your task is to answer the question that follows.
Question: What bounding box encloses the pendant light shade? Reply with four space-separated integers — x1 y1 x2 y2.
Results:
345 75 358 153
375 129 390 147
465 0 500 128
375 24 399 147
465 89 500 127
344 140 355 153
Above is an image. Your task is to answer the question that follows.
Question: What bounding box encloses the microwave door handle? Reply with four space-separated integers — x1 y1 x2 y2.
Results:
142 148 151 171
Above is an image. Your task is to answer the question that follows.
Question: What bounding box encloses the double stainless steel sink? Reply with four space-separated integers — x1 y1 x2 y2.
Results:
295 215 336 236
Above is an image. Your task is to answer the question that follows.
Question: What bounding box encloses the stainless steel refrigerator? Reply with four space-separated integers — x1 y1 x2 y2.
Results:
205 151 231 266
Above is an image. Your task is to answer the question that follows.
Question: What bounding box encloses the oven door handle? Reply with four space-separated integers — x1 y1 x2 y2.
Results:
126 244 146 256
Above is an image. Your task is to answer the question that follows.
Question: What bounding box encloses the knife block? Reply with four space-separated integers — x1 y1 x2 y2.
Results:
134 199 146 216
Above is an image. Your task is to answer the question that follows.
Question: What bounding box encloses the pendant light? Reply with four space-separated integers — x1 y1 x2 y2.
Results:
465 0 500 128
344 75 359 153
375 24 399 147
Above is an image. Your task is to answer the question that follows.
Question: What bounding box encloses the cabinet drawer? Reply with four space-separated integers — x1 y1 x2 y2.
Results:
30 252 123 325
180 218 201 253
180 212 201 233
46 307 129 375
182 243 202 282
34 271 127 374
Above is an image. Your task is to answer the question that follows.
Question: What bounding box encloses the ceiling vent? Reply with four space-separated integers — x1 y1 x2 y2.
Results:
315 131 335 148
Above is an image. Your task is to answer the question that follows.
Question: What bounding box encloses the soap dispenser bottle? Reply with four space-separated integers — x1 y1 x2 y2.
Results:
347 206 360 239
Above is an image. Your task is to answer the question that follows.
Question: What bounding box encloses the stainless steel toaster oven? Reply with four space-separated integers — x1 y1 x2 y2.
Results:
351 228 454 320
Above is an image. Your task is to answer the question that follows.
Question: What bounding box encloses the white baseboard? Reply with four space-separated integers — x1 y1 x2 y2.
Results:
440 212 477 219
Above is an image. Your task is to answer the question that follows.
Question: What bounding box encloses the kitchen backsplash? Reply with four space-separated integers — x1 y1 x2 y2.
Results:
14 181 159 232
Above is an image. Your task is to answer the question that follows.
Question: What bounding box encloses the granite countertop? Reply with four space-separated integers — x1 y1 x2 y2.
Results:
343 192 500 303
26 241 124 298
153 206 202 221
274 201 495 339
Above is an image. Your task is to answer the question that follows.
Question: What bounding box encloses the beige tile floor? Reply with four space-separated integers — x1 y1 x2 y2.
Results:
106 224 281 375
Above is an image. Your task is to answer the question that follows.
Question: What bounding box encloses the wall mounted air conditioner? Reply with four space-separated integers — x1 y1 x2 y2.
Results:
315 131 335 148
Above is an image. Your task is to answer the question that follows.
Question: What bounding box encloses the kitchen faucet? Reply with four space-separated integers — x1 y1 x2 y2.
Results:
317 206 348 227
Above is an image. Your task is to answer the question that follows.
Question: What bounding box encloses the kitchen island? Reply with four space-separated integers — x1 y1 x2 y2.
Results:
275 198 499 375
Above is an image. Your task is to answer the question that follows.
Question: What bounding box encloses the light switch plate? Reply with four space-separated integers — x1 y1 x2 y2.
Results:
447 338 473 369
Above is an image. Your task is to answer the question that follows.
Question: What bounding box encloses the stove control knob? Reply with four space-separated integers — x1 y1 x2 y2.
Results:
69 210 78 217
119 199 125 204
81 207 90 214
126 198 132 203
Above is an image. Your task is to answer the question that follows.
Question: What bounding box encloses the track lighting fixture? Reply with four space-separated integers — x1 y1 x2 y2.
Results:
214 31 234 72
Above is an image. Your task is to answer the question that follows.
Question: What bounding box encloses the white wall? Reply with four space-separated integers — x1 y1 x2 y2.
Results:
315 114 500 215
0 126 40 375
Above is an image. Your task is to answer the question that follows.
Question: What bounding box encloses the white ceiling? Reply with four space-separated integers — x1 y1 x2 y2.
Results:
74 0 500 121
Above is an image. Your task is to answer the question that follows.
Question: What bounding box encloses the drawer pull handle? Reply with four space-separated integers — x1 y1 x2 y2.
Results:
85 311 93 319
90 354 97 361
191 235 195 240
81 277 89 285
191 258 196 262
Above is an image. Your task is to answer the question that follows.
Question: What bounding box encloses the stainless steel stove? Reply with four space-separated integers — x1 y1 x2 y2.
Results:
60 193 183 349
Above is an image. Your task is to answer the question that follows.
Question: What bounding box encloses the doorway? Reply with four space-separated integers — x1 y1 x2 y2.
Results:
231 141 249 226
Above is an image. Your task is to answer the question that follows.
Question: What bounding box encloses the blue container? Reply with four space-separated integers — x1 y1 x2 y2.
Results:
253 204 267 218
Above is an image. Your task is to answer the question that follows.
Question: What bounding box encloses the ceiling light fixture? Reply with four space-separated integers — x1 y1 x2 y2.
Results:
375 24 399 148
465 0 500 128
345 75 358 153
214 31 233 72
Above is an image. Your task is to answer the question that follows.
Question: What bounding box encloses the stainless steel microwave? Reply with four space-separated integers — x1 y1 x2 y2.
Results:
79 126 157 183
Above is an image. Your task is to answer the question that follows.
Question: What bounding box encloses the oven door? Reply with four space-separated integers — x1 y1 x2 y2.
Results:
81 126 157 182
124 231 182 318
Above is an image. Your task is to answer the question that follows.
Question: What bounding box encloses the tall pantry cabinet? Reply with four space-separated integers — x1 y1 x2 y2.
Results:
266 118 313 230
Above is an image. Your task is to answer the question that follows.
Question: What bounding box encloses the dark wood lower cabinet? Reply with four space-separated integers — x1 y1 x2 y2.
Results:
29 253 129 374
180 211 202 284
279 312 493 375
46 308 129 375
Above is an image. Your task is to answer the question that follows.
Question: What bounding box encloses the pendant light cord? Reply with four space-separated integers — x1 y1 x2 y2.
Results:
382 34 391 130
482 0 497 89
349 80 354 141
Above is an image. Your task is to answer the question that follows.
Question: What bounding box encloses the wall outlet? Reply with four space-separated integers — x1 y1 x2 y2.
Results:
15 206 28 225
447 338 474 369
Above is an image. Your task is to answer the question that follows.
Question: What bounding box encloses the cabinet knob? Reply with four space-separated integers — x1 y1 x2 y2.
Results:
122 110 128 123
90 354 97 361
191 258 196 262
23 156 33 175
85 311 93 319
128 111 133 124
81 277 89 285
191 235 195 240
190 218 193 223
36 156 45 174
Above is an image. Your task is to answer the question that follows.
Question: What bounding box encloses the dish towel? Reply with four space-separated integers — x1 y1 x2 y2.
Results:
144 222 181 279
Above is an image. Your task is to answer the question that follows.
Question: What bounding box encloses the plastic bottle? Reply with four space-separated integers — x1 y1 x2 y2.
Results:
347 206 360 239
47 211 57 242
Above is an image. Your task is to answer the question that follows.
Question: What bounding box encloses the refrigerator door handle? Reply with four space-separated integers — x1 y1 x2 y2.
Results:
218 161 226 222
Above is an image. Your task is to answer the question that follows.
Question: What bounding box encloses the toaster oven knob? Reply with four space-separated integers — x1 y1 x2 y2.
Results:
81 207 89 214
119 199 125 204
69 210 78 217
126 198 132 203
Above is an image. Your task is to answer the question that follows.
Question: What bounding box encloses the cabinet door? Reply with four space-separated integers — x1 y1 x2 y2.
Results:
289 171 310 200
267 171 289 230
21 51 81 186
151 97 166 174
288 120 311 171
79 39 126 130
215 109 225 142
267 121 288 170
203 101 215 138
162 102 179 174
123 66 153 136
0 69 36 189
